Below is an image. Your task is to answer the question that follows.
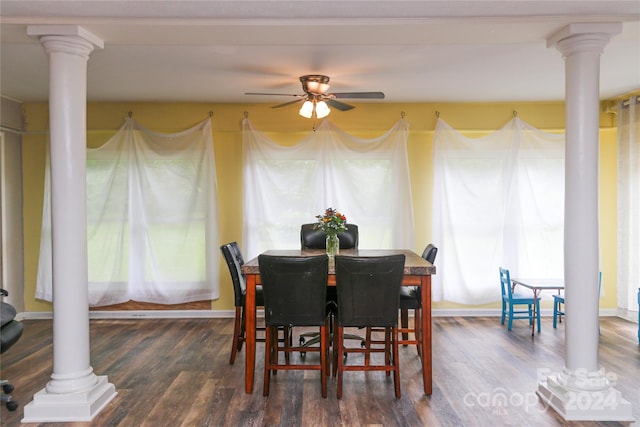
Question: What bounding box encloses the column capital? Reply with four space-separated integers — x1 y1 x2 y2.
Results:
27 25 103 48
547 23 622 57
27 25 103 58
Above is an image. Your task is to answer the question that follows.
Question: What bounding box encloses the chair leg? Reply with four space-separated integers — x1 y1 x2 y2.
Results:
558 299 563 324
264 323 328 398
536 300 541 333
283 326 291 365
553 300 559 328
392 326 401 399
501 301 506 325
325 319 331 377
337 324 401 399
400 308 409 344
332 323 339 378
364 327 372 366
240 306 246 348
384 328 391 377
263 326 273 396
230 306 243 364
320 324 328 398
507 305 514 331
1 380 18 411
336 326 344 399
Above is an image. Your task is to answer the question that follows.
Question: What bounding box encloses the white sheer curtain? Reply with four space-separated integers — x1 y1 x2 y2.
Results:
37 117 220 306
432 117 565 304
617 95 640 313
242 118 414 259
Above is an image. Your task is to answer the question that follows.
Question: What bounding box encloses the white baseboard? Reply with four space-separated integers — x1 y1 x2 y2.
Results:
18 308 625 320
19 310 237 320
432 308 620 317
89 310 233 319
616 308 640 323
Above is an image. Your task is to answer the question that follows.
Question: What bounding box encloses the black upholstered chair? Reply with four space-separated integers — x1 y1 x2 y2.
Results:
259 254 330 397
299 223 362 351
334 254 405 399
1 289 23 411
220 242 290 365
397 243 437 354
300 223 359 251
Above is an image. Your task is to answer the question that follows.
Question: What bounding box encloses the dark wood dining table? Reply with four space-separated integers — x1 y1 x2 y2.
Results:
241 248 436 395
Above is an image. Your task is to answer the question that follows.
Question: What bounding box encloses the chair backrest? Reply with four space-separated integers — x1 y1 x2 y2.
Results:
0 300 17 327
1 316 24 353
300 223 359 250
220 242 246 307
1 289 24 354
499 267 513 300
335 254 405 328
421 243 438 264
258 254 329 327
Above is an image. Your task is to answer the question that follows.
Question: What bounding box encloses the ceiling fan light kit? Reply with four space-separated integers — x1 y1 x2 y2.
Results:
299 100 314 118
298 98 330 119
245 74 385 119
315 100 331 118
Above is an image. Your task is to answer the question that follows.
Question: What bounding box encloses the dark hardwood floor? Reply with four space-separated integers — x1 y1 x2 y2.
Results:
1 316 638 426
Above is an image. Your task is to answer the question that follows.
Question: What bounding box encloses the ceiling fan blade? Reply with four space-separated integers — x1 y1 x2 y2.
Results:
326 99 355 111
245 92 301 97
331 92 385 99
272 98 305 109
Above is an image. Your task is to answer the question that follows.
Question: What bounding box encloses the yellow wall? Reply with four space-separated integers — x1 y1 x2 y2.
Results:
599 128 618 310
21 101 618 313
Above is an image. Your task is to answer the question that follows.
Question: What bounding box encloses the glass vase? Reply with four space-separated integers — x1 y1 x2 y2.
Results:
326 234 339 257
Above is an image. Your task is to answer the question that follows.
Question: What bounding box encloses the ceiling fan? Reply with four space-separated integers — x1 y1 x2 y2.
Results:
245 74 385 118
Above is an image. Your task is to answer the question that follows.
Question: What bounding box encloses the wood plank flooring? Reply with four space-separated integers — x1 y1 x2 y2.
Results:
1 316 638 426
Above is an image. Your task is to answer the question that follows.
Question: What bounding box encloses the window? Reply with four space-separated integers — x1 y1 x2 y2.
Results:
617 96 640 315
241 118 414 258
432 118 564 304
37 118 219 306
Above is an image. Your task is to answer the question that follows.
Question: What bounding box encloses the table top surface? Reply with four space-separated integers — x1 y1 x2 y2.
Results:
242 248 435 275
512 278 564 290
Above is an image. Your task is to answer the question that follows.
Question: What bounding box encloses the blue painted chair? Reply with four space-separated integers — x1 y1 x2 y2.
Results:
553 271 601 329
500 267 540 332
552 293 564 328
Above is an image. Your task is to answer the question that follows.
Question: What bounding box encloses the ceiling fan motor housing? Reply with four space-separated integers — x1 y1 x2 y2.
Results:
301 74 330 95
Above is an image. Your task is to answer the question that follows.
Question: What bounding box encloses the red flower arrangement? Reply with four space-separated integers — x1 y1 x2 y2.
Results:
314 207 348 236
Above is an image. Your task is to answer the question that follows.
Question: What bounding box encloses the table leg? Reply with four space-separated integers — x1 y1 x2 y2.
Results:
531 289 538 336
420 275 432 395
245 274 256 393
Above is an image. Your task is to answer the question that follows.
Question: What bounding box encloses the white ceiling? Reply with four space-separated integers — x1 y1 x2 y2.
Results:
1 1 639 105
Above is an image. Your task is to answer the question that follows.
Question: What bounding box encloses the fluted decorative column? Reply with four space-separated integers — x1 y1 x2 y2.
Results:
22 25 117 423
538 23 632 422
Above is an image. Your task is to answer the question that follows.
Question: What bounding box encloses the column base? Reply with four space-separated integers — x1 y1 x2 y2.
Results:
22 375 116 423
537 374 634 422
